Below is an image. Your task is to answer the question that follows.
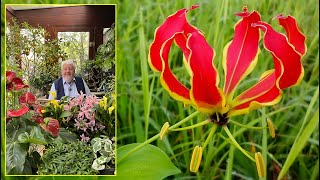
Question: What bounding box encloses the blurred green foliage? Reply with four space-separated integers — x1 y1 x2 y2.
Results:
80 23 115 93
6 18 67 97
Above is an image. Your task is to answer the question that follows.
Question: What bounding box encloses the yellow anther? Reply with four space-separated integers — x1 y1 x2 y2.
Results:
255 152 265 178
159 122 170 140
190 146 203 173
267 118 276 138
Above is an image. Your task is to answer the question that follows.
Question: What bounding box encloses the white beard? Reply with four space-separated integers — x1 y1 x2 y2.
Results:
63 76 74 83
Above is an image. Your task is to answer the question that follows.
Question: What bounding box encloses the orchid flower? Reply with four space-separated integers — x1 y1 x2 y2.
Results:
148 5 306 175
149 5 306 124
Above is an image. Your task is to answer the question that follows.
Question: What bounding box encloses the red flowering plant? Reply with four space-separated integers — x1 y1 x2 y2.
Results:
146 6 306 177
6 70 60 175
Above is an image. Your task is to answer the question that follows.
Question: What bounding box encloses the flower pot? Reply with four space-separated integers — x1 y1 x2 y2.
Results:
99 168 115 175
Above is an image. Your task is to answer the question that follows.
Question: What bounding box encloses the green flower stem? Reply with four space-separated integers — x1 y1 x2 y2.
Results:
225 140 235 180
13 91 17 108
229 120 268 130
202 123 218 149
170 119 211 131
223 125 255 162
169 111 200 130
118 111 200 164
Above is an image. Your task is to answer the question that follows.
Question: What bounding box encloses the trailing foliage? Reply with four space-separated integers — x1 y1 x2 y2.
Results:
37 140 98 175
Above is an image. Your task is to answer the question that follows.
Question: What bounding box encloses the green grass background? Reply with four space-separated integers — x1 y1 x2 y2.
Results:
1 0 319 179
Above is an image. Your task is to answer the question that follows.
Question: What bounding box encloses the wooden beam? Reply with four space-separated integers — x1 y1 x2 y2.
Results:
6 5 16 24
15 5 115 28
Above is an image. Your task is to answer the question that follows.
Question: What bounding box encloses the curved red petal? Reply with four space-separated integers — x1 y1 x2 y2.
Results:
229 19 305 116
160 39 191 103
149 6 200 104
19 92 36 105
232 70 276 104
35 116 44 124
11 78 29 91
42 118 60 137
7 105 29 117
6 83 14 91
253 21 304 89
6 71 16 83
275 14 307 56
47 119 60 137
149 6 198 72
223 10 261 100
187 32 223 113
229 70 282 116
229 85 282 117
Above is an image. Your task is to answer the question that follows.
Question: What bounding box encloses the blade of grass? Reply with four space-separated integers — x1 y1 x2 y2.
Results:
310 159 319 180
225 127 235 180
133 96 145 142
294 87 319 142
139 7 150 141
277 109 319 180
261 108 267 180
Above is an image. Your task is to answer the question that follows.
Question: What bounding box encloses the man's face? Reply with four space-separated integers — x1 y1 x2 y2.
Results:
62 64 75 83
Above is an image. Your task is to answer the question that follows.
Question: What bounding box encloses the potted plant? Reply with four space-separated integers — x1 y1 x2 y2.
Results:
91 135 115 175
5 71 60 175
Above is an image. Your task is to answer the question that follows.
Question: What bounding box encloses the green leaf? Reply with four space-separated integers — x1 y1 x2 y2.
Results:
278 109 319 179
93 140 102 153
97 156 111 164
6 135 28 174
116 143 180 179
17 132 30 143
57 128 78 143
17 126 46 145
92 159 105 171
60 111 73 118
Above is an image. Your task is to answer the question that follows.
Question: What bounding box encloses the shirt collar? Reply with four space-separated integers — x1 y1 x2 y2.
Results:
63 77 76 84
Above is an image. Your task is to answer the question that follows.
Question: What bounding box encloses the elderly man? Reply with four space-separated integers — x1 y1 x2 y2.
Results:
48 60 91 100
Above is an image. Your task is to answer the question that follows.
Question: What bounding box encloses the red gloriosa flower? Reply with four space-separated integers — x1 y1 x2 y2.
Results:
149 6 306 122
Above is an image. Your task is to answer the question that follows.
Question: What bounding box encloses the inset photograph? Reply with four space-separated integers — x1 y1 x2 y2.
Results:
5 4 116 175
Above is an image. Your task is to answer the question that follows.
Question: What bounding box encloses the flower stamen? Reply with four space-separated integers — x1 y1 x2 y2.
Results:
267 118 276 138
210 112 229 126
255 152 266 178
160 122 170 140
190 146 203 173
